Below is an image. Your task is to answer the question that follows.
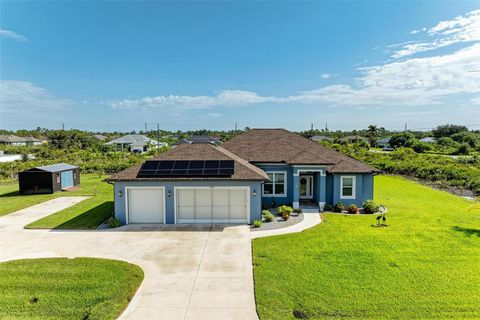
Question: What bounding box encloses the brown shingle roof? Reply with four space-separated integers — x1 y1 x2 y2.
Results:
222 129 380 174
106 143 269 182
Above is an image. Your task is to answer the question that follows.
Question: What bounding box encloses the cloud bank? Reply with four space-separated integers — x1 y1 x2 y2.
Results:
0 28 28 42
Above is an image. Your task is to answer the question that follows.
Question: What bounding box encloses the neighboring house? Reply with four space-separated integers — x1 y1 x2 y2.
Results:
174 135 220 146
341 135 369 144
420 137 435 143
310 135 333 142
19 163 80 194
107 129 380 225
0 134 27 146
0 150 35 163
0 135 45 146
93 134 108 141
376 137 391 148
105 134 167 153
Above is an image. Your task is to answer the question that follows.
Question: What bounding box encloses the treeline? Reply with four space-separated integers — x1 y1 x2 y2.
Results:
327 143 480 196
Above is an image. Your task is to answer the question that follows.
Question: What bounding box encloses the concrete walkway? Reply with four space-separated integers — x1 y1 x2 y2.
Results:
251 209 322 239
0 197 258 320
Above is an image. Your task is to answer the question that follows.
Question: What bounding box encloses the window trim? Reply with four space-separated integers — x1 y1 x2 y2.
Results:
262 171 287 197
340 175 356 199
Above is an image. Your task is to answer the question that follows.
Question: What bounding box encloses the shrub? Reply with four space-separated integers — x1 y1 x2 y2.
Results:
264 212 274 222
253 220 262 228
333 202 345 213
107 217 121 228
262 210 271 216
453 143 470 155
323 204 334 212
346 204 359 214
278 205 293 220
363 200 380 214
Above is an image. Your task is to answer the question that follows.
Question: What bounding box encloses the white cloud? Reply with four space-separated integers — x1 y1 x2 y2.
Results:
0 28 28 42
392 9 480 58
321 73 331 79
0 80 72 115
470 96 480 105
109 43 480 109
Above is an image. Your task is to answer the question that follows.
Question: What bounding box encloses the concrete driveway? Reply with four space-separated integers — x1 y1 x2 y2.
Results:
0 197 258 320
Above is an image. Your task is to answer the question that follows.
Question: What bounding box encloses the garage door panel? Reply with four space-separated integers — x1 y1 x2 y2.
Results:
176 188 248 224
128 188 164 223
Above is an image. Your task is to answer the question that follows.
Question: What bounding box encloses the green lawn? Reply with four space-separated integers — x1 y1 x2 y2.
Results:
0 258 143 320
0 174 113 229
253 175 480 319
24 174 113 229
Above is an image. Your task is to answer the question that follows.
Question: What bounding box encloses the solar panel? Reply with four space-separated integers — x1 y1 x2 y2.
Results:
137 160 234 177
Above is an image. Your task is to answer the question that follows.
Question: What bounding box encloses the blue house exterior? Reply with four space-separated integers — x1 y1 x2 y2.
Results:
107 129 380 225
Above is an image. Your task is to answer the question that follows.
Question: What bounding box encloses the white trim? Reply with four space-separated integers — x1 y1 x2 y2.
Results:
254 163 287 166
293 201 300 209
294 169 325 176
340 175 356 199
319 202 326 211
125 186 166 224
299 175 314 199
262 171 287 197
174 186 250 224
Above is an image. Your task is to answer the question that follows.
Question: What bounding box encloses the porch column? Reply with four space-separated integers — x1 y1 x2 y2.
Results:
319 171 327 211
293 169 300 209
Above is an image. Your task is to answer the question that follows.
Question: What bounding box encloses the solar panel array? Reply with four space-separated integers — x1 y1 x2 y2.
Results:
137 160 235 178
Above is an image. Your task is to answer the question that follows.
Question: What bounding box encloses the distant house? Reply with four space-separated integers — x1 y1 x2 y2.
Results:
376 137 391 148
420 137 435 143
310 135 333 142
19 163 80 194
105 134 167 153
341 135 369 144
174 135 220 146
0 135 45 146
93 134 108 141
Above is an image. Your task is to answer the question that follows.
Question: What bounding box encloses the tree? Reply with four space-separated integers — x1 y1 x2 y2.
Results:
389 132 417 149
451 131 479 148
366 125 378 146
432 124 468 139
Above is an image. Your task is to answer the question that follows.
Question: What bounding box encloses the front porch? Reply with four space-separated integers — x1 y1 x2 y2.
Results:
292 167 327 211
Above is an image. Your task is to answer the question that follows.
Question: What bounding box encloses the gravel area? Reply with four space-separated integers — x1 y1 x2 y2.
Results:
251 212 304 231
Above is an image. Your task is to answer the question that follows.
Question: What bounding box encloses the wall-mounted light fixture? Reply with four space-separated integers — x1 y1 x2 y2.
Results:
168 190 172 197
253 189 257 197
118 190 123 198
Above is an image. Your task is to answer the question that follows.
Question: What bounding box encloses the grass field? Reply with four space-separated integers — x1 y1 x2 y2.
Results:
0 258 143 320
253 175 480 319
0 174 113 229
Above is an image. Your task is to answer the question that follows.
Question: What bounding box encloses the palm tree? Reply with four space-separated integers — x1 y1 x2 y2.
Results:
367 125 378 147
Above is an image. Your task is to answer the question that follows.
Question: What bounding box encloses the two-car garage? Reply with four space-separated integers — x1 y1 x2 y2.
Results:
125 186 249 224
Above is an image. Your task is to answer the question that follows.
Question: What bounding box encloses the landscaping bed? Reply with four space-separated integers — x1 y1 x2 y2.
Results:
251 212 304 231
0 257 143 320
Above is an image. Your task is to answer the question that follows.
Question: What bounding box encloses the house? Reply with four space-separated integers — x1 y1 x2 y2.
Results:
376 137 391 148
0 135 45 146
310 135 333 142
107 129 380 225
19 163 80 194
93 134 108 141
174 135 220 146
105 134 167 153
0 134 27 146
420 137 435 143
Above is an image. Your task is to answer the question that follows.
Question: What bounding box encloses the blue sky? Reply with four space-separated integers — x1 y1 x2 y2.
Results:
1 1 479 132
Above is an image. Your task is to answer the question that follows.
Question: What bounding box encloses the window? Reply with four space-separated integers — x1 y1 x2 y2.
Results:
263 172 286 197
56 174 60 184
73 171 77 179
340 176 356 199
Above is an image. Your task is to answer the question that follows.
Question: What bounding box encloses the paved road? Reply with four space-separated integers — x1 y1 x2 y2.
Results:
0 197 258 320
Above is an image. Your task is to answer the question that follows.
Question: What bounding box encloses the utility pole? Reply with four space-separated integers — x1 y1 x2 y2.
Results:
325 122 328 131
311 123 314 132
235 122 238 132
62 123 64 130
404 123 407 132
145 122 147 133
157 123 160 155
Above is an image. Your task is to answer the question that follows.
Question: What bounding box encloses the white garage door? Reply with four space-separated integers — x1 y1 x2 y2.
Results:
127 188 165 223
176 188 249 224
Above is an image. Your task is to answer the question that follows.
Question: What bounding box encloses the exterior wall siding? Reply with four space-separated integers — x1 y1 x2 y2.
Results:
114 180 262 225
254 164 294 208
329 173 375 207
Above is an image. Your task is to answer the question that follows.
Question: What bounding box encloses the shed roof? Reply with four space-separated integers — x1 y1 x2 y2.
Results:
105 134 159 146
34 163 79 172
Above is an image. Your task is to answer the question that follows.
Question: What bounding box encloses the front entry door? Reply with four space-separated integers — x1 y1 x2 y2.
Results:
300 175 313 199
